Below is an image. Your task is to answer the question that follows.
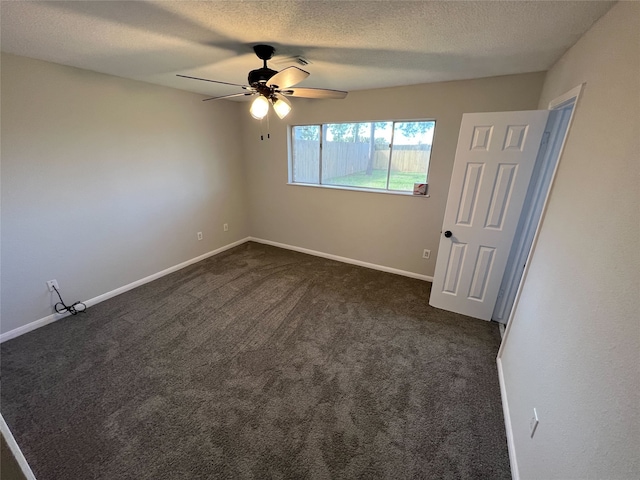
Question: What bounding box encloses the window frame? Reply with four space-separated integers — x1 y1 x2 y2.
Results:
288 119 436 196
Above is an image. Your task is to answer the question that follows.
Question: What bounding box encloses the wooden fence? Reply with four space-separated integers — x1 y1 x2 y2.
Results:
373 149 430 173
322 142 371 179
293 140 431 182
292 140 320 183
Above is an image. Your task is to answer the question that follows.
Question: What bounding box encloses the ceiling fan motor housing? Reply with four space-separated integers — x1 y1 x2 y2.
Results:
248 67 278 86
249 44 278 86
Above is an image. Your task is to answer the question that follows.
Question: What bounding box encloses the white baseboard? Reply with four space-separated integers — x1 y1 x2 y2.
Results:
1 236 431 343
0 237 251 343
0 413 37 480
248 237 433 282
0 311 65 344
497 357 520 480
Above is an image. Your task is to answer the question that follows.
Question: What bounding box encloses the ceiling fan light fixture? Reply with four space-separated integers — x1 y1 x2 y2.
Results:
249 95 269 119
176 44 347 122
272 96 292 119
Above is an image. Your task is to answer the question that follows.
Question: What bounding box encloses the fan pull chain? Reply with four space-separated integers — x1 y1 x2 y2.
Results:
260 111 271 141
267 110 271 139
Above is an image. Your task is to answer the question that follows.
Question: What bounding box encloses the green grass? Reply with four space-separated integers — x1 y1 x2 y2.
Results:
326 169 426 192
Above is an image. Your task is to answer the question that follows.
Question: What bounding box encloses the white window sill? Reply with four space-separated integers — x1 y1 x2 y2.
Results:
287 182 430 198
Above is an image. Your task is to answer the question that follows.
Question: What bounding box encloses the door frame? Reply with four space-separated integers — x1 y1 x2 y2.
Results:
493 85 583 324
497 84 584 332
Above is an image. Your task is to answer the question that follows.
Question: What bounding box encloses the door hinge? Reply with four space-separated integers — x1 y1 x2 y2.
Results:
541 131 551 146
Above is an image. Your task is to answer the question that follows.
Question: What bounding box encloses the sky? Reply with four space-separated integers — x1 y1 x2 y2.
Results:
325 121 435 145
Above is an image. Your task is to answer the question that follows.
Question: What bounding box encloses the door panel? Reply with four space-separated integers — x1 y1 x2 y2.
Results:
468 246 495 300
456 163 483 225
429 111 549 320
443 242 467 294
485 163 518 229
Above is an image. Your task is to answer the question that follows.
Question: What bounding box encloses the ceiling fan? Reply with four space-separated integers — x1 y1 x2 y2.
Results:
177 45 348 119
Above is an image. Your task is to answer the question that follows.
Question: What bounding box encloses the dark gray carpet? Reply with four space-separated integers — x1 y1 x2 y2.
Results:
1 242 510 479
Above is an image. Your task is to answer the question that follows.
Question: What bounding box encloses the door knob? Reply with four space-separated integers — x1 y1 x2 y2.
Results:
444 230 453 238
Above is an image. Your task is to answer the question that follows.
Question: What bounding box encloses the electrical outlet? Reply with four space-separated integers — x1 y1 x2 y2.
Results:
529 408 539 438
223 223 229 232
422 249 431 259
197 232 203 241
46 279 59 292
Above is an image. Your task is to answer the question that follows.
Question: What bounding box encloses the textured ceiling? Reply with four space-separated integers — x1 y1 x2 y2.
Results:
0 1 614 99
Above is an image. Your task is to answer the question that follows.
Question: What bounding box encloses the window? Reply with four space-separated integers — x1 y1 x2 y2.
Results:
290 121 435 193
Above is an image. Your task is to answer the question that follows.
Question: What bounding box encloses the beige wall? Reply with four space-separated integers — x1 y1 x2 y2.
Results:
242 73 545 276
0 53 248 334
500 2 640 478
0 59 545 335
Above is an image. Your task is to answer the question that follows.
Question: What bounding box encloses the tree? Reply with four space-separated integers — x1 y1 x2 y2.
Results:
367 122 376 174
328 123 355 142
296 125 319 141
366 122 390 175
396 122 434 143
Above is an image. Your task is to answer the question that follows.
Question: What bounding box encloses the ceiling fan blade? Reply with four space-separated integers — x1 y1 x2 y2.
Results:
280 87 348 99
266 66 310 89
202 92 255 102
177 74 248 89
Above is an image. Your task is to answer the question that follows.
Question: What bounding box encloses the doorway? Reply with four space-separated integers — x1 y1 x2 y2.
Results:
493 86 582 324
429 85 583 323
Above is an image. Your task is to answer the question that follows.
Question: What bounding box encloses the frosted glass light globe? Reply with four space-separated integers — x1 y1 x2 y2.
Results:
250 96 269 119
272 97 292 119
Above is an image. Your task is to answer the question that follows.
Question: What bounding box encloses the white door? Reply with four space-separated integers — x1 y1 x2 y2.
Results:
429 110 549 320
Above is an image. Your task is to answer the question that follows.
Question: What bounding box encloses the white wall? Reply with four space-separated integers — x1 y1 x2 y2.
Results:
499 2 640 479
0 53 248 335
242 73 545 277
